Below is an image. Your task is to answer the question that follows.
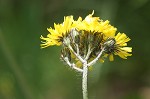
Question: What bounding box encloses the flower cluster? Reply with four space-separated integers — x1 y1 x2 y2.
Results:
41 11 132 66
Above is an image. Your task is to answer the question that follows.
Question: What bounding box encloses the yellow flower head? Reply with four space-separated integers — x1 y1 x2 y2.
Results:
41 10 132 62
102 33 132 61
80 10 100 32
74 10 117 36
40 16 74 48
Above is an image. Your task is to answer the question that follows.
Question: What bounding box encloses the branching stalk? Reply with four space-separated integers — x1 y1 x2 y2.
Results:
75 44 80 55
64 34 105 99
88 48 105 67
68 45 85 63
63 57 83 72
85 45 92 60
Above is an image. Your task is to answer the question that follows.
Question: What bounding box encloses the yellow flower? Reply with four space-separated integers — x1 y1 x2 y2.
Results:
40 16 74 48
41 10 132 62
102 33 132 61
74 11 117 36
81 10 100 33
41 11 117 48
98 20 117 38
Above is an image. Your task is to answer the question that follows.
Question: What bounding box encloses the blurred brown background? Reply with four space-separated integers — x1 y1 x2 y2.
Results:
0 0 150 99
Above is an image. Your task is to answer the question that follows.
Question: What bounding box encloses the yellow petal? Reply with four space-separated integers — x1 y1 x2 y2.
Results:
115 32 121 40
88 66 93 71
99 58 104 63
116 37 130 45
77 17 82 21
120 47 132 52
116 50 132 59
116 33 126 41
70 51 76 59
109 54 114 61
76 61 82 68
117 52 127 59
104 54 108 57
119 43 127 46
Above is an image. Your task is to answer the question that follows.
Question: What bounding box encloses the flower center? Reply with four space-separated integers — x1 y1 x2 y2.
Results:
103 38 116 54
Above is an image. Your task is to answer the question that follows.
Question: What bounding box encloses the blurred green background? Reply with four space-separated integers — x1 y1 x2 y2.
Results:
0 0 150 99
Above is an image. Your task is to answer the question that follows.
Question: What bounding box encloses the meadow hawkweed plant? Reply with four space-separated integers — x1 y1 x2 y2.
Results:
40 11 132 99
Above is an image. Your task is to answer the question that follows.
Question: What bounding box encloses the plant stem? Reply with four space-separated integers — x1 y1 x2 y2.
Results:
63 57 83 72
68 45 85 63
88 48 105 67
82 61 88 99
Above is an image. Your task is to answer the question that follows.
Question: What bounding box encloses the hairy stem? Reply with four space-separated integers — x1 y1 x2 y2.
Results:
67 43 105 99
82 61 88 99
